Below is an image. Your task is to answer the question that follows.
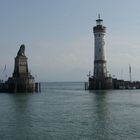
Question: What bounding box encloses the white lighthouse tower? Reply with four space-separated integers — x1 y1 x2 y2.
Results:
93 14 107 79
88 15 112 89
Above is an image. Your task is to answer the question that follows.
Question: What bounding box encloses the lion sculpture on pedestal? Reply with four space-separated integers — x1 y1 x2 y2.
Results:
17 44 25 56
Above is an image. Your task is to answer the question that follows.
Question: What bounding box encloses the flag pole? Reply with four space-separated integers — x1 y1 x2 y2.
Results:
129 64 131 82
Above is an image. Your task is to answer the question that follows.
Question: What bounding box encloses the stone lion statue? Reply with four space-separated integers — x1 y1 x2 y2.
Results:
17 44 25 56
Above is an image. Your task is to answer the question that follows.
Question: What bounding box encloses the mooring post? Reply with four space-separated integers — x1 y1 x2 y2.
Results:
35 82 41 92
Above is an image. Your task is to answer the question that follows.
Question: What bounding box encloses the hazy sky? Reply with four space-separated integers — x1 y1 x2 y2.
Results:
0 0 140 82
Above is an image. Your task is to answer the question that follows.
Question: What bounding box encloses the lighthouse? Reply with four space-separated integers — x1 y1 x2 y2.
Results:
88 15 113 89
86 15 140 90
93 14 107 79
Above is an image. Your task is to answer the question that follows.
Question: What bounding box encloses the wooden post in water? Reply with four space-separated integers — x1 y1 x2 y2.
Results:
35 83 38 92
35 82 41 92
39 83 41 92
85 82 88 90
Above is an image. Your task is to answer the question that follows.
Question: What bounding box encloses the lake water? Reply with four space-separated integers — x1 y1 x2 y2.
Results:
0 82 140 140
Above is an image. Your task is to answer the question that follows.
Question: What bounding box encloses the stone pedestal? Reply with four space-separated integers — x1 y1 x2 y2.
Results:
13 55 29 77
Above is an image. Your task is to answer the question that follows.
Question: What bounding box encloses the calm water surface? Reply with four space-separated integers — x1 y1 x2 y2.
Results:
0 82 140 140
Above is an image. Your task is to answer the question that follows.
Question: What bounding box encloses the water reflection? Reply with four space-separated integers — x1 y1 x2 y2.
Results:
89 90 110 139
9 93 33 139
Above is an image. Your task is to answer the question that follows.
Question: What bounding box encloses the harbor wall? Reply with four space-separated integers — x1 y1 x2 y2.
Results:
87 77 140 90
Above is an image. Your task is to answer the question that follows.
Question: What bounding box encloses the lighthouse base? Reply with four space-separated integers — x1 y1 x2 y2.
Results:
88 77 113 90
87 77 140 90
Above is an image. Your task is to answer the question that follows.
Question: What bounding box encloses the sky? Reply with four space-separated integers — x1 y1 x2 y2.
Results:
0 0 140 82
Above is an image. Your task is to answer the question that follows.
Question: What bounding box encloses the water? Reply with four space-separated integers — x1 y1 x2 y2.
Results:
0 82 140 140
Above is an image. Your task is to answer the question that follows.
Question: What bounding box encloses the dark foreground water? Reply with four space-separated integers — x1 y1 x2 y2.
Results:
1 82 140 140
